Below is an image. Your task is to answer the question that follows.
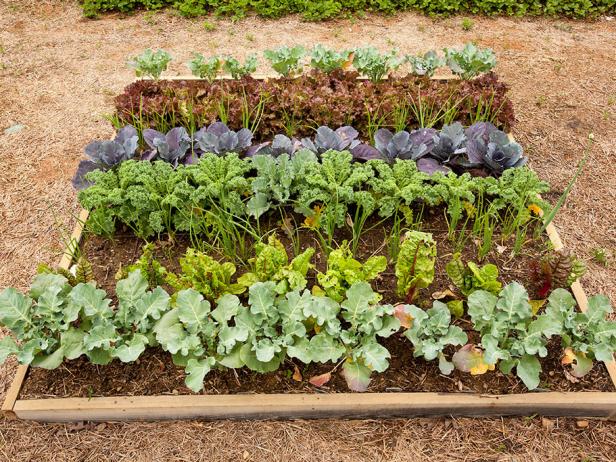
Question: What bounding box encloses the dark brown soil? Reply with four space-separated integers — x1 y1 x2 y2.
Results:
20 206 613 399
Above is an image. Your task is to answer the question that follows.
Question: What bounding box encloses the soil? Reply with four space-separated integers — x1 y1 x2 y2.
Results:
19 208 612 399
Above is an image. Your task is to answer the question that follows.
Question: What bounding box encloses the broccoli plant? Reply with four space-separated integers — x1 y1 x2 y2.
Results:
128 49 172 80
316 241 387 302
454 282 558 389
399 301 467 374
445 253 502 297
187 53 222 82
310 44 352 73
352 47 402 82
237 235 315 294
406 51 445 78
539 289 616 378
263 45 305 77
395 231 437 303
444 43 496 80
222 54 258 79
72 125 139 190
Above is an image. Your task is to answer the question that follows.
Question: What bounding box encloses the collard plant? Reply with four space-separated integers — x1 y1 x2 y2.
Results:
444 43 496 80
395 231 436 303
128 49 172 80
263 45 305 77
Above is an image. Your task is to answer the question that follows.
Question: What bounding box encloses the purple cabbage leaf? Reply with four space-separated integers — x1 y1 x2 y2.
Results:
193 122 253 156
142 127 192 165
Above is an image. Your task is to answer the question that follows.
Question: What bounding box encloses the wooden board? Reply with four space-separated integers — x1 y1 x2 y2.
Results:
12 392 616 422
2 102 615 423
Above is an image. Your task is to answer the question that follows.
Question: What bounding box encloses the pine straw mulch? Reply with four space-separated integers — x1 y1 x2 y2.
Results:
1 1 615 461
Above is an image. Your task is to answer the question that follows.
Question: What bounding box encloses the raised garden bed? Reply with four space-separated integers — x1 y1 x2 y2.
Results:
2 67 616 422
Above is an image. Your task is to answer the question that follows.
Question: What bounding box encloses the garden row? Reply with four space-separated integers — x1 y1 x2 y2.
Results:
116 45 512 141
81 0 616 20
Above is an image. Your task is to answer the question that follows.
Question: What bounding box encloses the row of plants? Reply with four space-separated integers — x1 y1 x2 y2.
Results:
0 228 611 393
115 45 513 140
81 0 616 20
72 121 526 188
75 148 548 262
130 44 496 81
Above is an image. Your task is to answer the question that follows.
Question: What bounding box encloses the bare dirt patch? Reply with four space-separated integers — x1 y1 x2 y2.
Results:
0 2 615 461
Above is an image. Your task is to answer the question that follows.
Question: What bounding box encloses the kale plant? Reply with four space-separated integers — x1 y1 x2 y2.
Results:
72 125 139 190
128 49 172 80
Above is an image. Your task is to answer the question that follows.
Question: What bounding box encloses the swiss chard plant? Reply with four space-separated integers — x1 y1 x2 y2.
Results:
263 45 305 77
237 235 315 294
454 282 557 389
72 125 139 190
128 49 172 80
395 231 437 303
164 248 247 301
315 241 387 302
445 252 502 297
398 301 467 374
444 43 496 80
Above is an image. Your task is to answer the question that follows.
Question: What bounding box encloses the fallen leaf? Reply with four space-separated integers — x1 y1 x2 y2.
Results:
541 417 554 430
309 372 331 387
576 420 589 429
292 365 302 382
432 289 458 300
496 245 507 254
394 304 413 328
529 299 546 315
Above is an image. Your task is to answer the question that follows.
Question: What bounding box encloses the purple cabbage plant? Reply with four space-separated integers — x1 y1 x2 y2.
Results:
465 122 527 174
193 122 253 158
72 125 139 190
245 134 300 157
142 127 193 165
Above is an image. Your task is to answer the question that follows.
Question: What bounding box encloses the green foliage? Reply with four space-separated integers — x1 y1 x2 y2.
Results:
222 54 258 79
82 0 616 20
445 252 501 297
540 289 616 376
128 49 171 80
395 231 436 302
164 248 246 301
463 282 558 389
352 47 401 82
116 243 167 287
237 235 315 294
406 51 444 78
37 257 94 287
187 53 222 81
316 242 387 302
444 43 496 80
263 46 305 77
400 301 467 374
310 44 352 73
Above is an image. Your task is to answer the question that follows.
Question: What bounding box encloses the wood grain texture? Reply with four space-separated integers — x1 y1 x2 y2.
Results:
12 392 616 422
